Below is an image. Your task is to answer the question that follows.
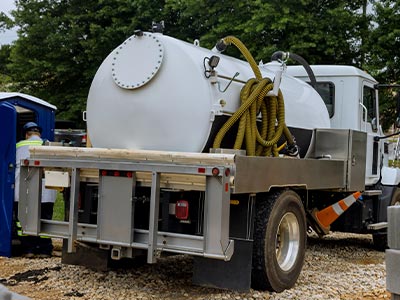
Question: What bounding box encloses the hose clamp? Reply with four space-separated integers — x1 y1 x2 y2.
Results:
281 52 290 63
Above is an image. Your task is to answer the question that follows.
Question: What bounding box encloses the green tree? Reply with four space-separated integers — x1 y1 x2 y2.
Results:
8 0 164 126
369 0 400 82
238 0 370 65
0 12 14 31
5 0 388 128
163 0 370 66
367 0 400 130
0 45 13 91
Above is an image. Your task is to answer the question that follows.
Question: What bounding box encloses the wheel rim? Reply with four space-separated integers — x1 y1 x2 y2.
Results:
275 212 300 271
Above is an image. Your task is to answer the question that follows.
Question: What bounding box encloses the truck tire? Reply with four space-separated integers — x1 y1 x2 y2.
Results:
373 187 400 250
251 189 306 292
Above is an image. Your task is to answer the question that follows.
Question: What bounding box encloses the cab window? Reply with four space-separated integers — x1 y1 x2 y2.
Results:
314 82 335 118
363 85 377 125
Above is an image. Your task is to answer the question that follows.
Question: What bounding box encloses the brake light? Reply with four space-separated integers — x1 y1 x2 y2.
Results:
175 200 189 220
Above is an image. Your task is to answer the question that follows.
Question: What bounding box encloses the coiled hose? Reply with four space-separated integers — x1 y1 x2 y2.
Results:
212 36 296 157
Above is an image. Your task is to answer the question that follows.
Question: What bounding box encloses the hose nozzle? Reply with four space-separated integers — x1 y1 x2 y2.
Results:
271 51 290 62
212 39 228 53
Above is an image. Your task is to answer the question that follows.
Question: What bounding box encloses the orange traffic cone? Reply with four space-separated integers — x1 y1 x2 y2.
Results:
312 192 362 234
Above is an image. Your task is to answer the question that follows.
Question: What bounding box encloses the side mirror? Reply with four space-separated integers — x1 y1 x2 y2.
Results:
396 116 400 128
371 117 378 131
396 93 400 128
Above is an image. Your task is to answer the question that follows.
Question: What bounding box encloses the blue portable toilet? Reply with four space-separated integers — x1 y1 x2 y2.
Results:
0 92 56 257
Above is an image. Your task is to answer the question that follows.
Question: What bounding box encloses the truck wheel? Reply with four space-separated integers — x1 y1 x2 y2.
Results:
251 190 306 292
372 188 400 251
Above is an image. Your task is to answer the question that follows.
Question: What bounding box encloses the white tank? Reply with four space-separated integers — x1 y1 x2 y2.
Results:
87 32 330 152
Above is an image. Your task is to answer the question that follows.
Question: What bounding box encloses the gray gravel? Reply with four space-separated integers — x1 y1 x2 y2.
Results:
0 232 388 300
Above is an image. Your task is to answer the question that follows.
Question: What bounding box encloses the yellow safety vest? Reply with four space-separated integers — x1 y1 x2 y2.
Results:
16 140 43 148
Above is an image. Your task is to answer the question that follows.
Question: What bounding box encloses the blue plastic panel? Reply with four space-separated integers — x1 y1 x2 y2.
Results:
2 95 56 141
0 102 16 257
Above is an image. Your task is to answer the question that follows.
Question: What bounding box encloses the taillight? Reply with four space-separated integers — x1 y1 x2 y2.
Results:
100 170 132 177
212 167 220 176
175 200 189 220
78 191 82 210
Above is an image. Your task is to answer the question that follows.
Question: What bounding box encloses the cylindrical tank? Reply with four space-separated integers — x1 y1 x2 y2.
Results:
86 32 330 152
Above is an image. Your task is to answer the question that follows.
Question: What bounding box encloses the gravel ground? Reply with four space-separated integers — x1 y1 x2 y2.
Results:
0 232 389 300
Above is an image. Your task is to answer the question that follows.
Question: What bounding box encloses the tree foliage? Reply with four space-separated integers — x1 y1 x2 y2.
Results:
366 0 400 130
1 0 399 128
6 0 165 125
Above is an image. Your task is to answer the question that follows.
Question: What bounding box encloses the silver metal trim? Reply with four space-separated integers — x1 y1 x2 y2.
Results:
367 222 387 230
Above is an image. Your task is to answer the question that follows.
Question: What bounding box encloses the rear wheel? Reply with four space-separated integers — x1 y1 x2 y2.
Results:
251 190 306 292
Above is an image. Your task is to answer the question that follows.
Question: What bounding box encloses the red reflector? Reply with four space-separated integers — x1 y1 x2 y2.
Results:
114 171 120 177
175 200 189 220
34 160 40 166
225 168 230 177
101 170 107 176
198 167 206 174
78 192 82 210
127 172 133 178
212 167 220 176
23 159 30 166
225 183 229 192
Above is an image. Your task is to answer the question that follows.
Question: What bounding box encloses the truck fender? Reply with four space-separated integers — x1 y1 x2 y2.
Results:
381 166 400 186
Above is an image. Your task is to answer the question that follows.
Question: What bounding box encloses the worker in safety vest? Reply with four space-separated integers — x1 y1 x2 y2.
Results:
14 122 56 258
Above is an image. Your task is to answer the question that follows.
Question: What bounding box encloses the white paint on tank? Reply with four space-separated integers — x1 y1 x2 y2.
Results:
87 32 330 152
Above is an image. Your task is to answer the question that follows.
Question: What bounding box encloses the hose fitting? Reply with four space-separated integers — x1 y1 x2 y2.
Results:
212 39 228 53
271 51 317 88
271 51 290 62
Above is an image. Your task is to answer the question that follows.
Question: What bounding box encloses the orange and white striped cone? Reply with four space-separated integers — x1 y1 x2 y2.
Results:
312 192 362 234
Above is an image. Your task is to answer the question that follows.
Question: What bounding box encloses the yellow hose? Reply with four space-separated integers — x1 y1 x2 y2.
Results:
212 36 295 157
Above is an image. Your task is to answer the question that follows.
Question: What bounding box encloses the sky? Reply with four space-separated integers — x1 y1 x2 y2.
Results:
0 0 17 45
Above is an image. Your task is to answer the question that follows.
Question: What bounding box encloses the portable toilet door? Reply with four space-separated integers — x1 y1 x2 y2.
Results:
0 102 17 257
0 92 56 257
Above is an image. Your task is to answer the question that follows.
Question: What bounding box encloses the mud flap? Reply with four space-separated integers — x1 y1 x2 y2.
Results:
192 239 253 292
61 240 110 271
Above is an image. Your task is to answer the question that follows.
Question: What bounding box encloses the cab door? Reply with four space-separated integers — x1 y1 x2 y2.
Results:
360 82 381 185
0 102 16 257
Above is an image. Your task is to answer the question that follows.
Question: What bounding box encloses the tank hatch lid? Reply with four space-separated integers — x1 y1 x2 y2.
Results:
111 32 164 89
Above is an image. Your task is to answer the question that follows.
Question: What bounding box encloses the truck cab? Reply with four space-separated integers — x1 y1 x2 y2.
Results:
287 65 400 247
286 65 383 186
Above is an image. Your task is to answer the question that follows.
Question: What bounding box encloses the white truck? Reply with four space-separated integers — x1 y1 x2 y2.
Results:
17 31 400 292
